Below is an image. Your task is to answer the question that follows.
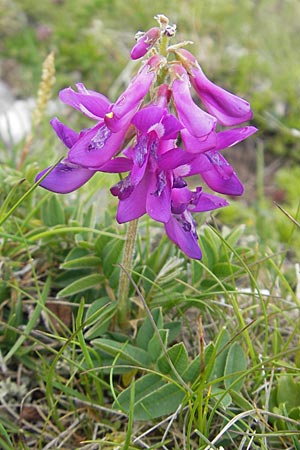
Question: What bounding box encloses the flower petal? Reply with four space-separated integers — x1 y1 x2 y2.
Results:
50 117 79 149
59 83 110 119
68 122 126 168
158 148 194 170
98 157 133 173
132 105 182 139
191 192 229 212
116 175 148 223
175 49 253 126
190 66 253 126
161 112 183 140
110 175 134 200
174 153 212 177
200 152 244 196
130 27 160 60
171 64 216 138
105 56 160 132
170 187 193 214
165 214 202 260
130 134 151 185
35 161 95 193
132 106 165 133
181 128 217 154
146 171 171 223
215 126 258 151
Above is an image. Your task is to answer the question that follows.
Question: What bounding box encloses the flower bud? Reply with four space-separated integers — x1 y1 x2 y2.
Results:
130 27 160 60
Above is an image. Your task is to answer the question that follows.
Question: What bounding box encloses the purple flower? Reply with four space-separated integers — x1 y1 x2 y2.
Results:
131 27 160 60
170 64 217 139
176 49 253 126
160 125 257 196
111 104 186 224
36 55 162 190
59 83 111 120
35 117 95 193
35 118 132 193
165 187 229 259
104 54 162 132
186 126 257 195
67 56 161 168
35 17 257 260
188 151 244 196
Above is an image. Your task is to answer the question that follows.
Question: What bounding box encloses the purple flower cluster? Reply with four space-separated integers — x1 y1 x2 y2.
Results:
36 18 257 259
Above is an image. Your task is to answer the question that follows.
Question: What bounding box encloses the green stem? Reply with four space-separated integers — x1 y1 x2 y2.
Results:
160 34 169 57
118 219 138 329
256 139 265 209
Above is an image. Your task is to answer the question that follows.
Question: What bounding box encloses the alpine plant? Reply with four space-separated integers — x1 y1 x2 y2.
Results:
36 15 257 259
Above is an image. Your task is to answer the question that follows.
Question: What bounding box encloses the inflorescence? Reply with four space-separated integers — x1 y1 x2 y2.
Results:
36 15 257 259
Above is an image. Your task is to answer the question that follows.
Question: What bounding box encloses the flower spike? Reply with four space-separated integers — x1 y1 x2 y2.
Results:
36 15 257 259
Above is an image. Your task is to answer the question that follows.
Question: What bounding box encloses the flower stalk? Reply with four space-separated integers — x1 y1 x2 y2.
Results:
117 219 139 329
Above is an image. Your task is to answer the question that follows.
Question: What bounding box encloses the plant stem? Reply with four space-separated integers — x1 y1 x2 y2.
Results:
256 139 265 209
118 219 138 329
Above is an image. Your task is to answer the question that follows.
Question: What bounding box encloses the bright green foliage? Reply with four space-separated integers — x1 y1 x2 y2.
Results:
0 168 299 447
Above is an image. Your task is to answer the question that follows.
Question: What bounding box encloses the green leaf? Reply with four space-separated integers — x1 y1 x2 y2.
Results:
210 328 230 382
224 343 247 391
223 225 245 249
115 373 185 420
204 342 216 381
57 273 103 297
64 247 90 261
182 355 200 383
277 375 300 411
0 418 15 446
289 406 300 421
41 194 65 226
102 239 124 278
85 297 110 321
61 255 101 269
84 298 116 339
230 390 254 411
212 262 241 278
95 233 111 256
199 234 217 268
157 342 189 376
147 329 168 363
154 256 185 285
0 178 25 219
164 321 182 344
93 338 151 368
191 259 203 286
211 386 232 408
136 308 164 351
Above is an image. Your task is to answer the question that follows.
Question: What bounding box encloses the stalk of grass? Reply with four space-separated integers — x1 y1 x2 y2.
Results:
274 201 300 228
3 276 51 362
76 299 104 404
0 158 62 227
208 226 267 362
41 303 120 433
0 424 14 450
118 263 193 393
123 381 135 450
117 219 139 329
26 225 125 242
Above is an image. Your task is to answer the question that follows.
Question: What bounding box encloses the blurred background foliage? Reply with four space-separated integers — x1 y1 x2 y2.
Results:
1 0 300 142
